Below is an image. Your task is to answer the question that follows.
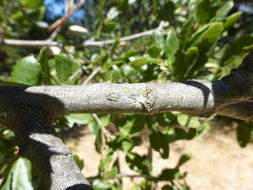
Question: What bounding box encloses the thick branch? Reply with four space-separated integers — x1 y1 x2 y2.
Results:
217 102 253 120
1 107 92 190
1 51 253 119
0 80 250 116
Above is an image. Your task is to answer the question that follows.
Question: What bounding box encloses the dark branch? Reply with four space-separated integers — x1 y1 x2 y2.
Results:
2 106 92 190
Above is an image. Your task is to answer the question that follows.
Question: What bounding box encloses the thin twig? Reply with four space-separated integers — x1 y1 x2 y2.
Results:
2 24 166 47
82 67 101 84
91 113 114 140
87 173 157 180
47 0 86 39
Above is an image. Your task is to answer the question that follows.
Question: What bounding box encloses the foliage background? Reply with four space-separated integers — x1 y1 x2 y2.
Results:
0 0 253 189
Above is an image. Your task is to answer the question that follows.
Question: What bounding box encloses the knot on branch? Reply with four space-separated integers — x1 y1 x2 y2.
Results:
130 87 157 112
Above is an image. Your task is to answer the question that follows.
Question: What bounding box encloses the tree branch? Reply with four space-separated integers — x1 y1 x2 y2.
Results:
0 106 92 190
217 102 253 120
1 51 252 119
1 27 164 48
0 80 250 117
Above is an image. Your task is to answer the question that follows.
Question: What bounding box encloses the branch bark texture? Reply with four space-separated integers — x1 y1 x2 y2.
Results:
0 106 92 190
0 51 253 189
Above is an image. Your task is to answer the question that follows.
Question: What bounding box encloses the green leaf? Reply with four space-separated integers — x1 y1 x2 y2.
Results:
130 56 160 68
1 158 33 190
219 36 253 77
21 0 44 8
237 122 252 147
108 135 134 151
54 54 73 83
92 179 111 190
165 27 179 64
12 56 41 86
158 1 175 22
100 115 111 127
221 36 253 63
104 167 118 179
126 152 150 175
179 18 194 50
153 31 165 48
189 22 223 53
172 47 198 80
107 7 120 20
119 115 146 135
224 12 242 30
95 128 102 153
158 168 180 181
103 21 117 33
53 54 81 84
176 154 191 167
150 131 169 158
38 47 51 85
177 114 200 128
147 45 162 58
196 0 219 24
65 114 93 126
121 140 134 151
73 154 84 170
99 154 113 173
215 1 234 21
105 65 121 82
119 49 139 61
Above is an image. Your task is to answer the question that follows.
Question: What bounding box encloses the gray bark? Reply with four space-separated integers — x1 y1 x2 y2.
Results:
0 51 253 189
0 106 92 190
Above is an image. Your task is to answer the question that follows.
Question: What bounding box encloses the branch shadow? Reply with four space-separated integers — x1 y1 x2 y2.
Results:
0 85 92 190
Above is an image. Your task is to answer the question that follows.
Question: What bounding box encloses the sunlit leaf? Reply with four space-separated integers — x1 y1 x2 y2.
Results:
224 12 242 30
130 56 160 68
189 22 223 53
21 0 43 8
1 158 33 190
165 27 179 64
177 114 200 128
92 179 111 190
12 56 41 86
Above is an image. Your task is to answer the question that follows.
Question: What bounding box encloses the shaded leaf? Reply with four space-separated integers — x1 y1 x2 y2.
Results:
147 45 162 58
237 122 252 147
150 131 169 158
196 0 219 24
126 152 150 175
38 47 51 85
158 1 175 22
